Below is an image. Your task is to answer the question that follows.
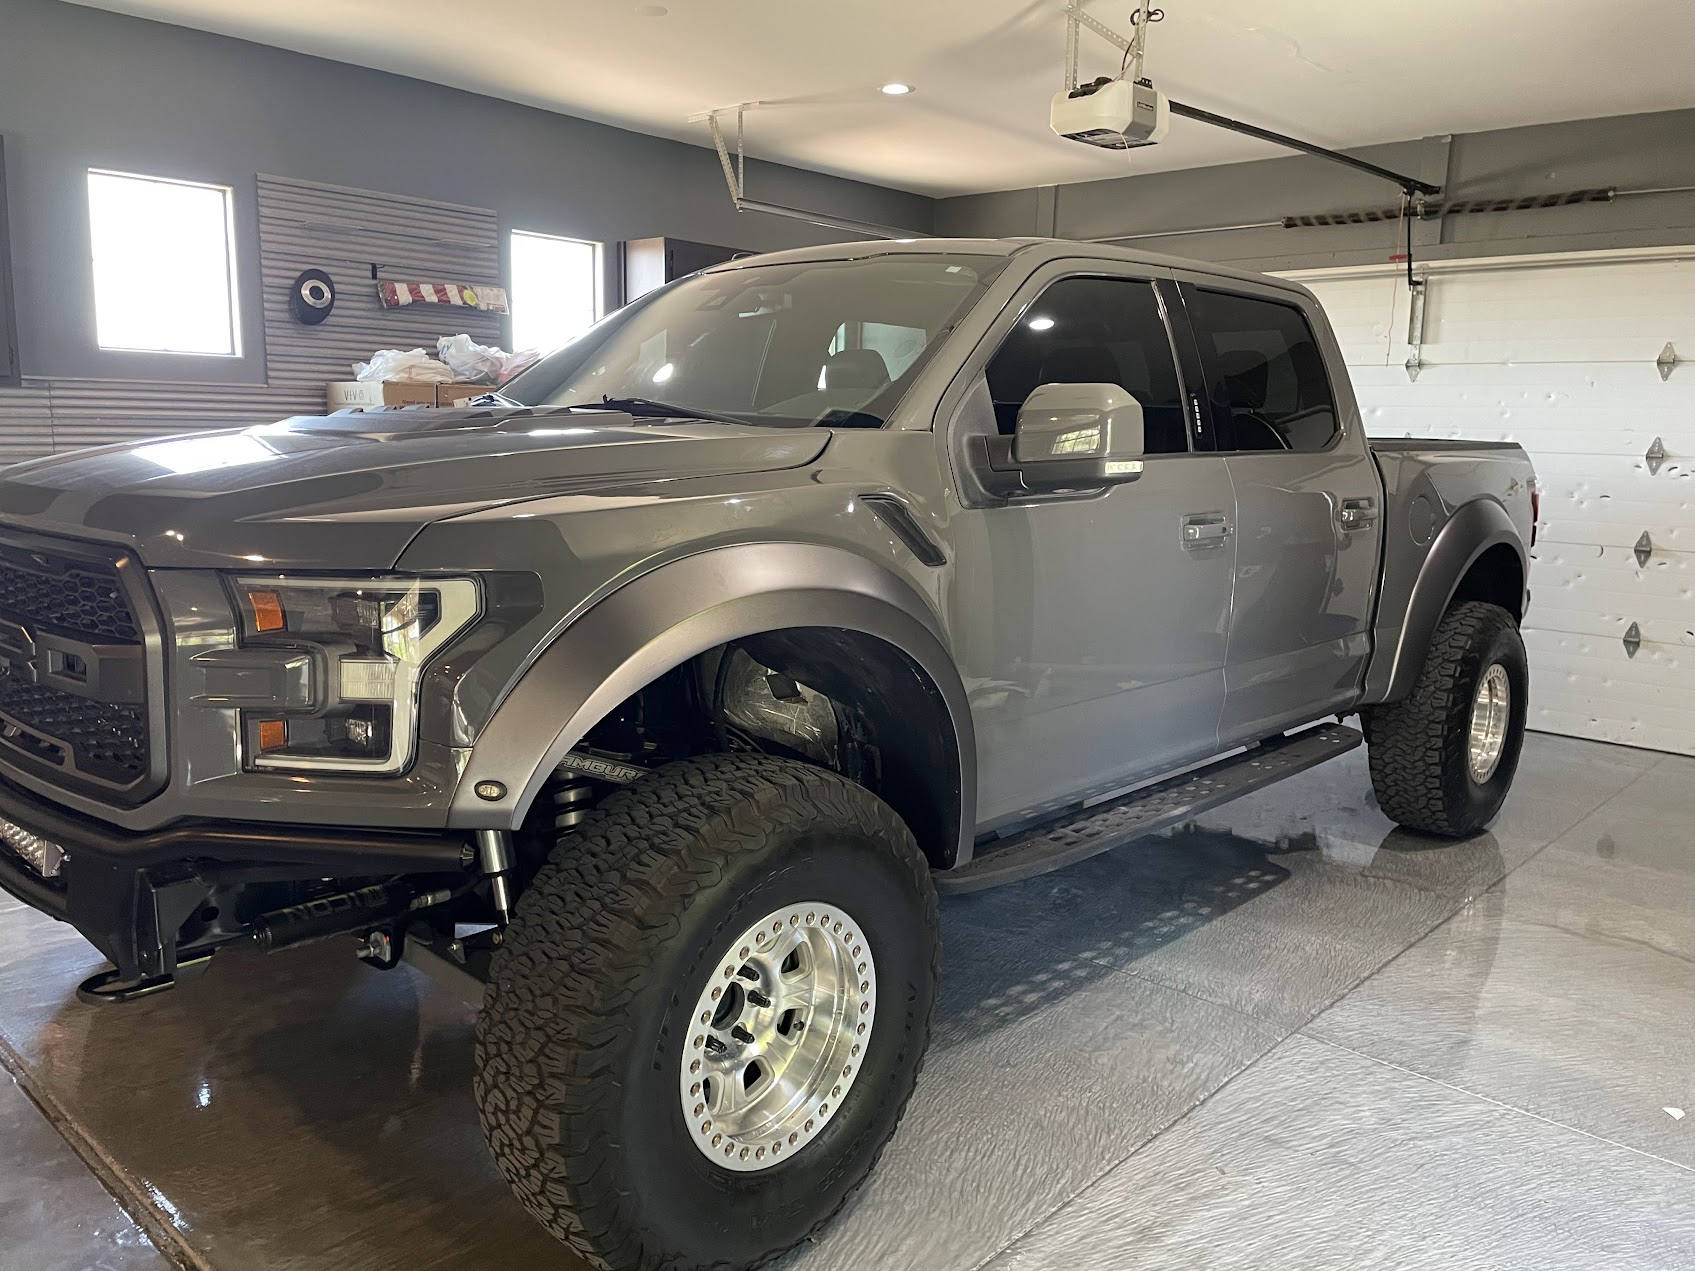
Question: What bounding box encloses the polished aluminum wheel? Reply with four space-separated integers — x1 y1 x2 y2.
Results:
1467 663 1511 784
680 903 875 1172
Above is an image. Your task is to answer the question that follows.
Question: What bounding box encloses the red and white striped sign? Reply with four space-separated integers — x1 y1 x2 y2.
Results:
377 280 510 314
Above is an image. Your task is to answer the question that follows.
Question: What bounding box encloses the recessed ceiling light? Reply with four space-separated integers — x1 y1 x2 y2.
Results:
1027 316 1055 331
880 83 914 96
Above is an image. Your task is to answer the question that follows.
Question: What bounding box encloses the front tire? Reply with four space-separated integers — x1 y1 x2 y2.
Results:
475 754 939 1271
1363 600 1528 837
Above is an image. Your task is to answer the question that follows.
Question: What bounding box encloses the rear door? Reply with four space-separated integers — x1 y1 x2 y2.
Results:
1176 276 1383 744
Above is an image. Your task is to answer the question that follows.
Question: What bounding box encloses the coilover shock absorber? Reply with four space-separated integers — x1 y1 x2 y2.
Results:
552 776 597 832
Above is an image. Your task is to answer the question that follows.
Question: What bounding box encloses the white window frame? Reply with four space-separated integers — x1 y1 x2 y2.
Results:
508 229 603 354
87 168 241 358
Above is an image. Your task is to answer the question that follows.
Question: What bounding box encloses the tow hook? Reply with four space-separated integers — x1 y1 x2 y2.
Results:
76 950 215 1005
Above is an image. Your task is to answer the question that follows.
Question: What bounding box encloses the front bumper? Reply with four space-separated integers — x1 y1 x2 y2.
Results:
0 774 472 981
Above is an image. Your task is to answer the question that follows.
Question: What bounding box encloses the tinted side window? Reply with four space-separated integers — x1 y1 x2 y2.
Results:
984 277 1187 454
1189 289 1338 453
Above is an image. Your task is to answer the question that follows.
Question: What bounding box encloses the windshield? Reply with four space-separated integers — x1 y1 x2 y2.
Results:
502 254 1001 428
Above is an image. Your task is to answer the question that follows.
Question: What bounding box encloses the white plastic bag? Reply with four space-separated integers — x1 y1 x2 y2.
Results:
437 334 506 381
437 334 543 384
352 348 455 383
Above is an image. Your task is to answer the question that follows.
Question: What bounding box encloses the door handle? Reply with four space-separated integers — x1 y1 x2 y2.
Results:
1337 497 1378 531
1181 514 1233 547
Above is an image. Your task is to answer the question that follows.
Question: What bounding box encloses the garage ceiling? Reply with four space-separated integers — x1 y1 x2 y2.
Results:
66 0 1695 197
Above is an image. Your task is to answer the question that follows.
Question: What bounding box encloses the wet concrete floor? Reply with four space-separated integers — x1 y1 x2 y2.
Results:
3 732 1691 1270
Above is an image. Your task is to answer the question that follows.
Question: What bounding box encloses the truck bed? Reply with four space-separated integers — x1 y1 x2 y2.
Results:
1363 435 1536 704
1369 438 1527 453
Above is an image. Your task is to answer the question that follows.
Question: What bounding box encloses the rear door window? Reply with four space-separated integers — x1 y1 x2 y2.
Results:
1187 288 1339 453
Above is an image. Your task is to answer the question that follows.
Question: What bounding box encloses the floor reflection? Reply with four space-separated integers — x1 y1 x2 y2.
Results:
937 825 1294 1048
3 731 1656 1271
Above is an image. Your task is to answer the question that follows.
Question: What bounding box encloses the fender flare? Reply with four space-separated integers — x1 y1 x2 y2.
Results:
448 543 978 866
1365 497 1526 704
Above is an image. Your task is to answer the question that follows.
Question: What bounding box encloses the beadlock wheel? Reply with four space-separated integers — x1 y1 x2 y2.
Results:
1363 600 1528 838
1467 662 1511 784
680 902 875 1171
475 754 939 1271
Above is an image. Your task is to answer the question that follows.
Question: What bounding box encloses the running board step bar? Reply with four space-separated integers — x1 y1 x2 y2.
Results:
936 722 1361 894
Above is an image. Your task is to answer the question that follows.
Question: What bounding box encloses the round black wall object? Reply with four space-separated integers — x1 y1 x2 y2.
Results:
289 269 336 324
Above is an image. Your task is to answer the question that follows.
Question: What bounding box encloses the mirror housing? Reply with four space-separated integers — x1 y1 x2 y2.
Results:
994 382 1145 493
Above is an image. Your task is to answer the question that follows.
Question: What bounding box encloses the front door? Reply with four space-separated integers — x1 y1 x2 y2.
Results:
942 267 1237 830
1177 278 1382 744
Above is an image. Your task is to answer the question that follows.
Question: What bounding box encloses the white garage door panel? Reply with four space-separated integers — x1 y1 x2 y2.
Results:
1301 251 1695 755
1421 261 1695 364
1344 366 1695 460
1541 506 1692 550
1533 520 1693 554
1528 452 1694 550
1528 550 1695 642
1535 706 1694 755
1525 629 1695 752
1305 276 1401 366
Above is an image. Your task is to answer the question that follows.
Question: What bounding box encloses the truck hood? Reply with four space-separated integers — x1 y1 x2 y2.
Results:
0 407 830 569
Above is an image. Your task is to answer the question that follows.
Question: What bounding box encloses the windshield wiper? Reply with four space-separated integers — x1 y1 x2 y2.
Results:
571 396 753 426
452 388 524 408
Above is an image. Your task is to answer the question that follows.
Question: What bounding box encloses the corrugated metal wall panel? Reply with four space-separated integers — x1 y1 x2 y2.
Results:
257 175 503 391
1303 252 1695 756
0 175 503 462
0 385 53 461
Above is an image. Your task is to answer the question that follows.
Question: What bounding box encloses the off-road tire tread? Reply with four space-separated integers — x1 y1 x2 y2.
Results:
1363 600 1517 836
475 753 939 1271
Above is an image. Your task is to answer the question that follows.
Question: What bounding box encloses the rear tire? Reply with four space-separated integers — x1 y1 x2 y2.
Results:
1363 600 1528 837
475 754 939 1271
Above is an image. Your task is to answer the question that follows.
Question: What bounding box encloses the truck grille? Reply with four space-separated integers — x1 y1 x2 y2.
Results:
0 559 141 644
0 678 149 783
0 536 160 803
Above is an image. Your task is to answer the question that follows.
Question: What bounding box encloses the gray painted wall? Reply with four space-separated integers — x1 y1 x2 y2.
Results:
0 175 512 462
0 0 933 387
5 0 1693 419
0 175 510 462
936 111 1695 273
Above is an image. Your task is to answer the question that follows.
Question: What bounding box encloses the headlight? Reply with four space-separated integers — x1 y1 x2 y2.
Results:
229 575 480 774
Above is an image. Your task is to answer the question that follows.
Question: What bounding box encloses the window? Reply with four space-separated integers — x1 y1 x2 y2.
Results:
821 320 930 390
88 170 237 356
509 230 600 353
505 254 996 429
984 276 1187 453
1188 288 1339 453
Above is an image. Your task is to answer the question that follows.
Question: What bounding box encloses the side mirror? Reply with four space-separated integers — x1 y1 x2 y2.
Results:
1009 382 1145 491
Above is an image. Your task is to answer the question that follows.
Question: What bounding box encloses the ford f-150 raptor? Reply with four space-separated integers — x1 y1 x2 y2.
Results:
0 238 1535 1271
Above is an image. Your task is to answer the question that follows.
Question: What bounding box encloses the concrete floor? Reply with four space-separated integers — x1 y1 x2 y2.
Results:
3 731 1693 1271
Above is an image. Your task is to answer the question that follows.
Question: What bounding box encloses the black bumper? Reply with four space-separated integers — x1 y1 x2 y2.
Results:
0 775 471 981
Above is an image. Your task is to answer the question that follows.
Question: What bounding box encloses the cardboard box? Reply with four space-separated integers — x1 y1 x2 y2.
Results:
436 382 496 407
326 380 384 410
326 381 493 411
325 380 445 410
382 381 440 408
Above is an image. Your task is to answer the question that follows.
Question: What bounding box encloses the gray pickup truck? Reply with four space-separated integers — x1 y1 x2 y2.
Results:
0 238 1534 1271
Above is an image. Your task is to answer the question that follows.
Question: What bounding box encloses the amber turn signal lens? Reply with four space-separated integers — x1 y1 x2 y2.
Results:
247 589 286 633
257 719 288 751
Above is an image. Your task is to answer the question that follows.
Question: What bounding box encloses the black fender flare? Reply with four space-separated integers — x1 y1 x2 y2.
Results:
1364 497 1526 704
448 543 978 866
